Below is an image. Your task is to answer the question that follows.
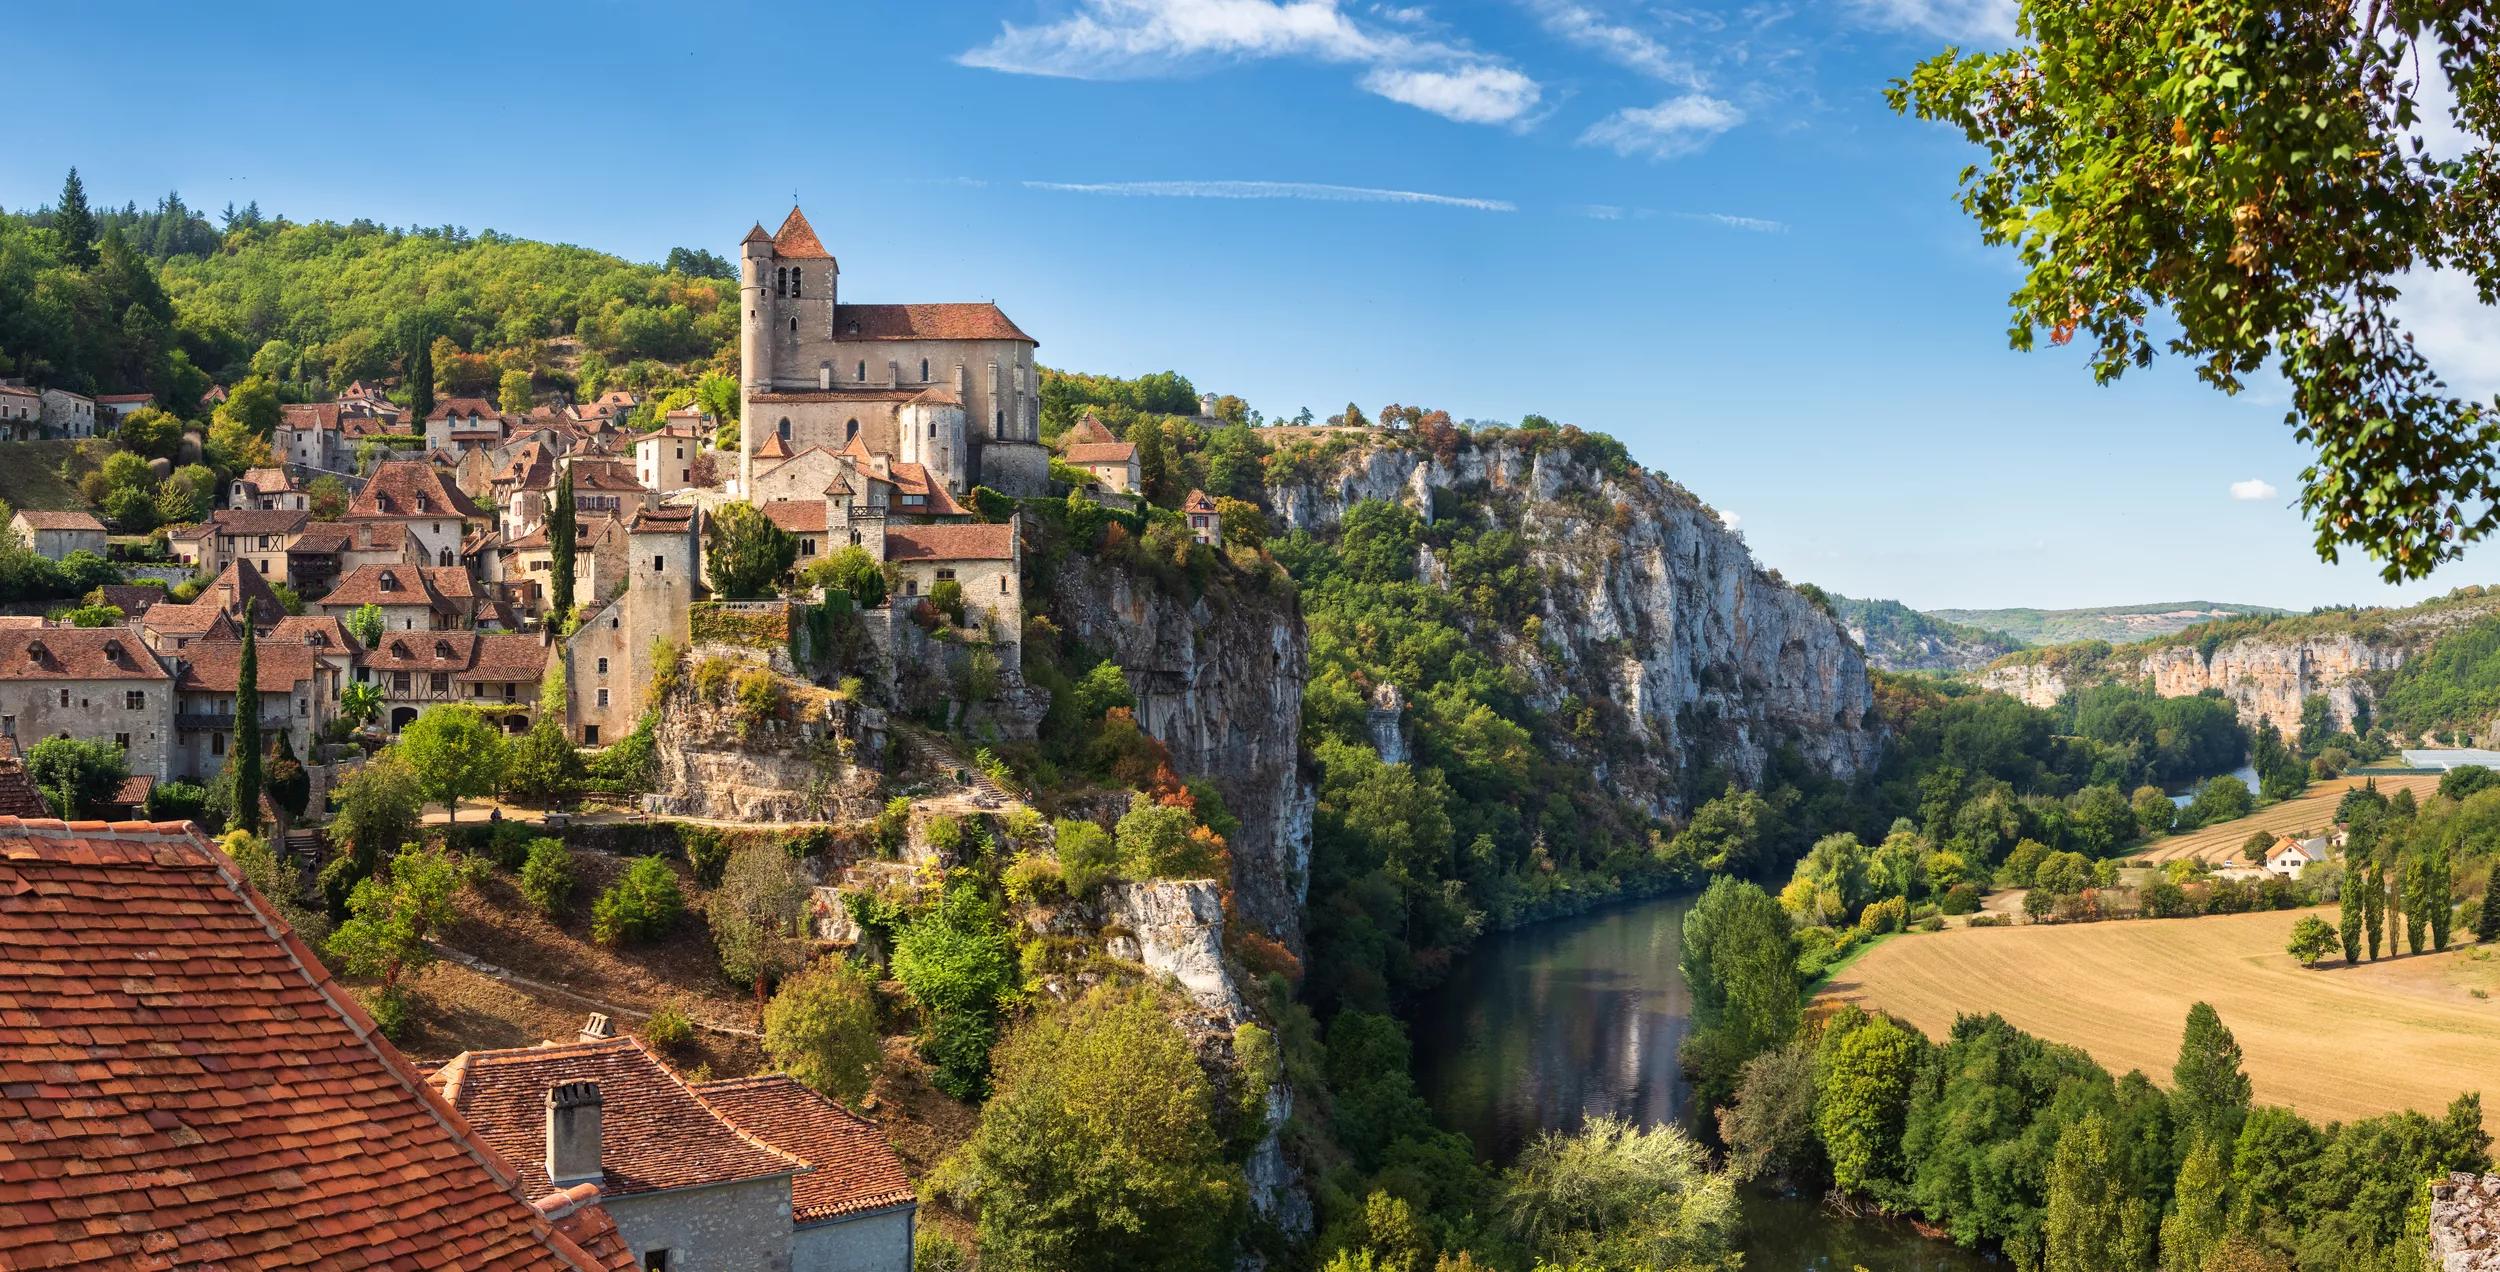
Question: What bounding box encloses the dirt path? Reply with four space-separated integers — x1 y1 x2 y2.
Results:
1820 907 2500 1132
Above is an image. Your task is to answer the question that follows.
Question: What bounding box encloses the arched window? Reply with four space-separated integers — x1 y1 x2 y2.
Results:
789 317 798 333
438 548 453 566
844 419 859 443
774 267 787 297
856 360 866 381
790 271 802 298
777 418 792 441
920 358 929 381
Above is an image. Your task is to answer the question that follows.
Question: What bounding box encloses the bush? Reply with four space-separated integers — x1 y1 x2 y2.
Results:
1966 914 2006 928
1055 818 1116 895
518 838 575 916
763 957 885 1106
592 856 685 945
683 826 733 887
1002 851 1066 904
1939 883 1982 915
366 987 411 1040
1860 896 1909 935
642 1005 694 1050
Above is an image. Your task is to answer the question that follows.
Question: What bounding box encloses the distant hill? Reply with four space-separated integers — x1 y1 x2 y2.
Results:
1815 591 2025 672
1927 601 2285 646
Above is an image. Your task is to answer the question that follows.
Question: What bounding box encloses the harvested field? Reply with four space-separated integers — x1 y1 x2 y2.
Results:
1819 907 2500 1132
2138 773 2441 865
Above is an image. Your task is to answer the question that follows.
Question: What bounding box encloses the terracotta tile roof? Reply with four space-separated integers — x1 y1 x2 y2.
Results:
1185 489 1218 513
198 562 290 629
887 463 967 516
630 507 694 534
0 818 635 1271
367 632 477 672
345 518 414 551
432 1036 804 1200
352 459 484 520
13 509 106 532
289 520 353 555
428 396 502 422
279 401 344 432
594 390 637 409
457 632 549 683
566 459 646 493
211 507 310 537
0 627 169 681
910 384 963 407
175 634 319 694
95 391 154 404
0 385 38 402
773 206 834 261
0 737 53 817
238 465 298 493
95 584 162 618
884 522 1015 563
753 433 793 460
270 613 360 654
106 774 153 809
693 1075 915 1222
1062 442 1136 466
762 500 828 534
323 563 465 615
749 387 926 404
834 302 1033 344
341 414 409 438
138 601 236 642
1060 414 1117 446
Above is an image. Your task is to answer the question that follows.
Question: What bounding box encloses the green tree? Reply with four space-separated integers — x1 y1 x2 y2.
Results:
1130 418 1171 506
395 705 508 823
324 841 473 1019
320 752 421 908
893 877 1017 1100
591 856 684 945
2132 785 2176 837
2339 894 2364 964
1888 2 2500 579
504 715 584 808
708 843 811 1006
546 466 576 625
116 406 183 460
802 544 885 609
2160 1135 2230 1272
230 621 262 835
212 374 282 439
1679 878 1800 1108
2042 1112 2133 1272
1113 792 1219 879
2173 1002 2253 1148
517 838 574 916
25 735 129 819
2480 864 2500 943
496 367 532 415
2287 914 2338 966
54 167 98 268
1814 1007 1923 1195
938 984 1239 1272
763 957 884 1107
1500 1115 1741 1270
340 680 381 729
703 500 798 599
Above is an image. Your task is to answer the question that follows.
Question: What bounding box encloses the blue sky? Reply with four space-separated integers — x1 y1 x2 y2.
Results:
8 0 2497 612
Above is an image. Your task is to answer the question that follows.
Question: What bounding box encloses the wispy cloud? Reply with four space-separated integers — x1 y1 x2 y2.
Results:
2229 478 2279 502
2395 266 2500 399
958 0 1543 125
1023 179 1516 212
1677 210 1784 232
1575 204 1629 220
1848 0 2017 44
1578 94 1744 158
1525 0 1696 85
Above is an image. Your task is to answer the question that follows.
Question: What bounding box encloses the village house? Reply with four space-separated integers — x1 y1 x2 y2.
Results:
38 386 95 438
168 633 323 783
563 507 697 747
136 564 287 657
432 1034 914 1272
320 562 479 632
1058 414 1140 494
429 396 517 455
0 627 175 779
284 520 355 597
1184 488 1221 546
0 383 39 440
2265 834 2333 880
180 507 308 579
635 418 713 494
355 629 547 733
268 612 359 719
10 508 107 560
276 401 349 471
507 515 628 615
350 458 488 566
0 818 639 1270
884 519 1022 652
94 391 153 424
231 465 310 512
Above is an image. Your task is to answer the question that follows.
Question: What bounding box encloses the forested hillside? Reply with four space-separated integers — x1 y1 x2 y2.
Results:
0 169 735 408
1812 590 2022 671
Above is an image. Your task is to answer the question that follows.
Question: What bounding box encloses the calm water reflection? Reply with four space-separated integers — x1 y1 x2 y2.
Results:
1411 895 1995 1270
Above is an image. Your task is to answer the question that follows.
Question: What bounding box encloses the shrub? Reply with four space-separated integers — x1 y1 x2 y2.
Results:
1939 883 1982 915
1055 818 1116 895
366 987 411 1039
763 957 885 1106
1966 914 2006 928
1860 896 1909 935
893 880 1017 1100
873 797 912 857
484 818 534 871
683 826 733 886
1002 851 1067 904
592 856 685 945
518 838 575 916
924 814 963 857
642 1005 694 1050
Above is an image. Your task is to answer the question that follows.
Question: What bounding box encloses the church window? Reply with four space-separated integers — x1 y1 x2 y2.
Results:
920 358 929 381
790 270 801 298
928 422 936 438
774 267 787 297
790 317 798 333
856 360 866 381
778 418 792 441
845 419 859 443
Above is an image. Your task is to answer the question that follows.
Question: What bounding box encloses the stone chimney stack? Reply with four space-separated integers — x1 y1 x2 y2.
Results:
545 1081 603 1187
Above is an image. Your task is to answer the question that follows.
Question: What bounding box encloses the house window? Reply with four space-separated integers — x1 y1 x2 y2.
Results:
790 270 802 298
597 688 610 708
57 689 68 708
583 724 600 745
3 716 15 737
124 691 144 710
790 316 797 332
653 555 665 572
936 568 956 582
211 733 225 757
431 673 448 692
778 418 791 441
596 657 609 674
801 538 817 556
774 267 786 297
115 733 129 750
643 1250 670 1272
392 672 410 692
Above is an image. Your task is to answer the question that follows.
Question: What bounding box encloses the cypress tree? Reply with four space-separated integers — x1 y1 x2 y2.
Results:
2478 864 2500 943
405 320 435 426
55 168 98 268
2429 845 2455 950
2172 1002 2252 1147
2338 893 2362 964
231 621 262 835
548 466 576 627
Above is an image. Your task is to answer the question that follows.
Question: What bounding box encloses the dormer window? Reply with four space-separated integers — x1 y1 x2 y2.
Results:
434 639 453 658
380 572 400 592
24 640 44 664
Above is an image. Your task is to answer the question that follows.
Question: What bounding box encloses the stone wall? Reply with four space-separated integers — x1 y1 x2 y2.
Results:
607 1175 796 1272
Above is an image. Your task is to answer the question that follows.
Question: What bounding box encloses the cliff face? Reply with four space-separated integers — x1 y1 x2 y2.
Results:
1045 555 1314 950
650 668 885 822
1268 440 1882 814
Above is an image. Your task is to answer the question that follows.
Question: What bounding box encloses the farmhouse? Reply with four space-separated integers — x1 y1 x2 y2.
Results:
10 508 107 560
2265 835 2332 880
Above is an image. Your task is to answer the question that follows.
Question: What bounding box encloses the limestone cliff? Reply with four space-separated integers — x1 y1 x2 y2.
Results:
1266 437 1882 815
649 663 886 822
1044 554 1314 950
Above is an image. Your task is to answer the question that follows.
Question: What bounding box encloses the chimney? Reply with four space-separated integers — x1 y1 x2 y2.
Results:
545 1081 603 1187
577 1013 613 1043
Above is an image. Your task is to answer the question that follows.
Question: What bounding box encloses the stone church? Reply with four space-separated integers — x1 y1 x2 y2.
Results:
736 208 1048 497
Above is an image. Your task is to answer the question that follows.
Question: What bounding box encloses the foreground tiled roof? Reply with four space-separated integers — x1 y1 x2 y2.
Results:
761 500 828 534
693 1075 914 1223
0 738 53 817
457 633 549 684
0 818 634 1270
428 396 501 422
12 509 105 532
884 522 1015 563
198 562 290 630
834 302 1033 344
136 601 236 642
238 466 297 493
886 463 967 517
431 1037 804 1200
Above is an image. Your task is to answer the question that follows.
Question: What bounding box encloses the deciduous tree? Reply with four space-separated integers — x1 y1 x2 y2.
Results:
702 500 797 599
762 957 883 1106
395 705 508 823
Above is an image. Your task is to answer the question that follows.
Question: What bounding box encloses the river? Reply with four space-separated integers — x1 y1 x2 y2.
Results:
1411 894 1994 1269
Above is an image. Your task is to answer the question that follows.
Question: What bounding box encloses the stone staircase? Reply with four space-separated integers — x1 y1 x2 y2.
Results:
890 722 1015 805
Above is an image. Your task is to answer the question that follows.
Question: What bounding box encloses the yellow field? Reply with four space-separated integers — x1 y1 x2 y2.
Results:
2138 773 2442 865
1820 907 2500 1132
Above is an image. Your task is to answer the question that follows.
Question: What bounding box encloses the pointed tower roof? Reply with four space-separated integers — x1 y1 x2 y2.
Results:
773 208 834 262
742 223 773 246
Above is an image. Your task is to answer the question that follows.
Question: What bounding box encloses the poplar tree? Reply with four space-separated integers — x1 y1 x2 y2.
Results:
2171 1002 2251 1147
231 621 262 835
55 168 98 268
2427 846 2454 951
2158 1136 2228 1272
547 467 576 627
2479 865 2500 943
2338 892 2362 964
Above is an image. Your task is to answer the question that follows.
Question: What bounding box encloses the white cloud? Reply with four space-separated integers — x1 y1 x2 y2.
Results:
1721 510 1742 529
1578 94 1744 158
1023 179 1515 211
1848 0 2017 44
1358 63 1542 124
2230 479 2279 501
1525 0 1695 85
1678 210 1785 232
1576 203 1628 219
2394 268 2500 399
959 0 1541 125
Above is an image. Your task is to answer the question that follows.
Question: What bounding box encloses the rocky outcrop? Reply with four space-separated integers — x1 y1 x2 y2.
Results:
650 674 884 822
1267 439 1882 815
1046 555 1313 951
1102 880 1245 1023
2432 1172 2500 1271
2137 637 2404 737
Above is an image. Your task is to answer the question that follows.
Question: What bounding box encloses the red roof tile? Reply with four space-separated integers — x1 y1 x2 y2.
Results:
174 635 320 694
280 401 345 432
1060 414 1116 447
13 509 105 532
835 302 1033 344
432 1037 804 1200
0 738 54 817
1062 442 1136 466
0 818 634 1270
1184 489 1218 513
762 500 828 534
693 1075 915 1222
0 627 168 681
883 522 1015 563
351 459 484 520
322 563 466 615
457 633 549 684
773 207 834 261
